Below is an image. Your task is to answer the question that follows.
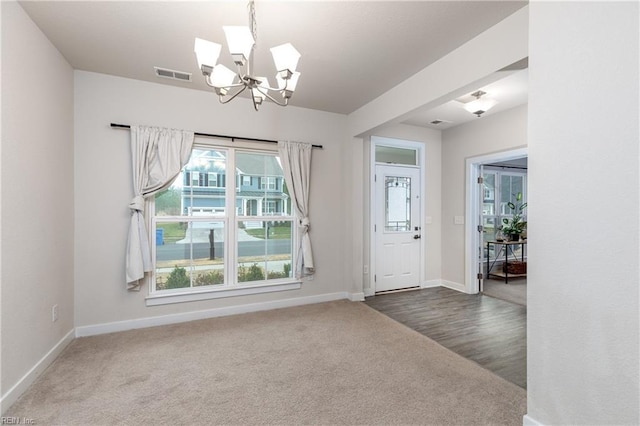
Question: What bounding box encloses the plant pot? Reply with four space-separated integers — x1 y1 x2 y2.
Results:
508 233 520 242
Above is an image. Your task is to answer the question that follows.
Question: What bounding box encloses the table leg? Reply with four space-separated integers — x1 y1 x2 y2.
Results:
504 243 509 284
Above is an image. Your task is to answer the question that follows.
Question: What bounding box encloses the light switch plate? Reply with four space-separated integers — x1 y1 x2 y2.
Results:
454 216 464 225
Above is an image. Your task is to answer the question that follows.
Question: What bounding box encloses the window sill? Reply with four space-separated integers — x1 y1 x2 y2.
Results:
145 281 302 307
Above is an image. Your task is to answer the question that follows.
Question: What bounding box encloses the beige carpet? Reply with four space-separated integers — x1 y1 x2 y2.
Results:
7 301 526 425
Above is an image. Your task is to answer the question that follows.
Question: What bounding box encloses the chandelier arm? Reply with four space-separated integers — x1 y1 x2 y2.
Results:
257 81 287 92
234 62 249 80
218 85 248 104
256 86 288 107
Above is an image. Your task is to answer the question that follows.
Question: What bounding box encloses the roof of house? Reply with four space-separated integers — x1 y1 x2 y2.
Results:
185 150 283 177
236 154 283 177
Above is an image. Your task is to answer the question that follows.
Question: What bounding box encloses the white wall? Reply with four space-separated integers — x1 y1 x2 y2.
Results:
441 105 527 287
343 136 365 298
527 2 639 424
0 1 74 409
74 71 349 328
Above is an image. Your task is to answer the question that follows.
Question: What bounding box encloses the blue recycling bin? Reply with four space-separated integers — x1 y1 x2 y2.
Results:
156 228 164 245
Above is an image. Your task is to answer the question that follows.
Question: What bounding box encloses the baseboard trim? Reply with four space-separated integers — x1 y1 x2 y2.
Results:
348 292 365 301
523 414 544 426
440 280 466 293
421 279 441 289
76 292 349 337
0 328 75 415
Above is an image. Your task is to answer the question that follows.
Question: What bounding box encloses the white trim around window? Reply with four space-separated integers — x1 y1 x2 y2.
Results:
146 281 301 306
149 141 299 305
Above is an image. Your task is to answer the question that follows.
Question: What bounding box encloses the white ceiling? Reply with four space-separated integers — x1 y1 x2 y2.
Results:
19 0 528 128
402 67 528 130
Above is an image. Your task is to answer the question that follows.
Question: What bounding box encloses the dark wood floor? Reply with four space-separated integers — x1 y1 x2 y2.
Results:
365 287 527 389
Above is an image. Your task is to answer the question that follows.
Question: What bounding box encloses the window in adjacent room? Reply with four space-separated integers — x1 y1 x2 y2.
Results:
482 168 527 259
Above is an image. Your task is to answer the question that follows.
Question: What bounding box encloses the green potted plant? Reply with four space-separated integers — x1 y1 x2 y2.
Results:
501 192 527 241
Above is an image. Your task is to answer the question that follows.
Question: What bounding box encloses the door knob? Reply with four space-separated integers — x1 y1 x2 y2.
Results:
413 234 421 239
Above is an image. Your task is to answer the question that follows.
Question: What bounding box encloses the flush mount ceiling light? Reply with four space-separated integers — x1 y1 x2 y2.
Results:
194 0 301 111
463 90 497 117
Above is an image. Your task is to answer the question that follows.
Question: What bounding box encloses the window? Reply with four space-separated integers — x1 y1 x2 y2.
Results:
207 172 218 187
260 177 276 190
152 147 295 298
384 176 411 231
482 168 527 258
482 173 496 216
375 145 418 165
262 200 278 215
237 152 292 283
242 175 251 186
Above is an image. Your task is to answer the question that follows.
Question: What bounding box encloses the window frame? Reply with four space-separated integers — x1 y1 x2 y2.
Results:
147 142 300 306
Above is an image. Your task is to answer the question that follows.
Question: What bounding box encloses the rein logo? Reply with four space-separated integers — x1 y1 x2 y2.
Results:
1 418 34 425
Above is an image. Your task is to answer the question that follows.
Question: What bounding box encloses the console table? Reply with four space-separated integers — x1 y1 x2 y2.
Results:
486 240 527 283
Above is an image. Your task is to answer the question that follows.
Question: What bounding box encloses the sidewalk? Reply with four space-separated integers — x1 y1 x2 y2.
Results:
175 225 261 244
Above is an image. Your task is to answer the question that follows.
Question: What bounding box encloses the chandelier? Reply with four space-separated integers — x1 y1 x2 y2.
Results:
194 1 301 111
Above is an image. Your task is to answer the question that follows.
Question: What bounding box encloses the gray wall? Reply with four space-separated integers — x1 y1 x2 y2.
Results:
1 1 75 404
73 71 349 327
527 2 639 424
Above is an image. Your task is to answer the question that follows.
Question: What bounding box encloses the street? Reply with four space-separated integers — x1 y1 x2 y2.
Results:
156 239 291 261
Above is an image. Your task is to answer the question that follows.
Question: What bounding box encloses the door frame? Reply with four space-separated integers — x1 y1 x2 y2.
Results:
464 147 528 294
368 136 425 296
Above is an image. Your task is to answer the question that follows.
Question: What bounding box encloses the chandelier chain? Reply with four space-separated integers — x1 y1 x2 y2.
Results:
248 0 257 45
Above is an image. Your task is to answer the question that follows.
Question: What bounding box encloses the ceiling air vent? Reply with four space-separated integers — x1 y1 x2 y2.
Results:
154 67 192 82
430 119 451 125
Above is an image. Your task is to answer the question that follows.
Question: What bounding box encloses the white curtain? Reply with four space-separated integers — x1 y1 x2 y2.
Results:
278 141 314 278
126 125 194 290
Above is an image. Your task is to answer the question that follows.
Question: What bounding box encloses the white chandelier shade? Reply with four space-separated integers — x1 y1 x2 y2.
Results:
463 91 497 117
193 1 301 111
194 38 222 72
276 71 300 98
210 65 237 95
270 43 301 79
223 26 255 65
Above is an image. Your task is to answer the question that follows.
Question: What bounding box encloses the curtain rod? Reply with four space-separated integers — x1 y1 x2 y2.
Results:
110 123 323 149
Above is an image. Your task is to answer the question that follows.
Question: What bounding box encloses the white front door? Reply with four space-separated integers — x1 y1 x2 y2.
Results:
374 165 422 292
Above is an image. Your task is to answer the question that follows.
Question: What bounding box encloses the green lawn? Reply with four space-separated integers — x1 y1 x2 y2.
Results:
245 226 291 239
158 222 186 243
157 222 291 242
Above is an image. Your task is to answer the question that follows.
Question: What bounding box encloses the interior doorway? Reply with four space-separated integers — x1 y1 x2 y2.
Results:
369 137 425 294
465 148 528 297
